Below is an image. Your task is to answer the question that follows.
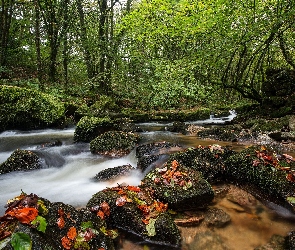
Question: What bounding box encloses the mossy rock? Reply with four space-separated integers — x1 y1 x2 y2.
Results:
170 145 236 183
224 145 295 209
0 149 41 175
86 186 181 247
141 159 214 211
243 116 290 132
0 193 115 250
90 131 140 157
74 116 115 143
0 85 65 131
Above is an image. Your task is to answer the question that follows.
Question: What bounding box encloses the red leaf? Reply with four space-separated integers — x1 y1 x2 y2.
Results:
7 207 38 224
67 227 77 240
97 210 105 219
83 228 96 242
127 186 141 192
61 236 72 249
57 217 65 229
100 202 110 217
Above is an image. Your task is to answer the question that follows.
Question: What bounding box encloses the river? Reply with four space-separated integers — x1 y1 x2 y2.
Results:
0 114 294 249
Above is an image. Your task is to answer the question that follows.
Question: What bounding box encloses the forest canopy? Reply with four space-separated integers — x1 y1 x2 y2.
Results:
1 0 294 110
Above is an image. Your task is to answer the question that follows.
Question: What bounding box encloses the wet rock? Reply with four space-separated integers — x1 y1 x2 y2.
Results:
168 121 188 134
269 131 295 142
174 212 204 226
224 145 295 211
288 231 295 250
225 185 257 213
136 142 183 172
93 164 135 182
90 131 140 157
0 193 115 250
141 159 214 211
74 116 115 143
203 207 231 228
289 115 295 131
255 234 287 250
0 149 41 175
170 145 236 183
86 185 181 247
36 139 62 149
188 230 230 250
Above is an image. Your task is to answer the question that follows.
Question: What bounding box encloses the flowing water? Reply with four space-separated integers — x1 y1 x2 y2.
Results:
0 114 294 249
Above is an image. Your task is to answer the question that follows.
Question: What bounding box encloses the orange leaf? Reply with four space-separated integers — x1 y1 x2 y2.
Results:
127 186 141 192
100 202 110 217
57 217 65 229
67 227 77 240
7 207 38 224
61 236 72 249
142 218 150 225
97 210 105 219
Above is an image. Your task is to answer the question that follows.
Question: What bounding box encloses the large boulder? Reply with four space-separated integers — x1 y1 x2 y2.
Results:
90 131 140 157
0 192 115 250
74 116 115 143
86 185 181 247
170 145 236 183
0 149 41 175
141 159 214 211
0 85 65 131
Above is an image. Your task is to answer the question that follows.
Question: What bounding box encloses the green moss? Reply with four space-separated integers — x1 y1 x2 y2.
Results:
90 131 140 156
0 85 64 131
74 116 114 142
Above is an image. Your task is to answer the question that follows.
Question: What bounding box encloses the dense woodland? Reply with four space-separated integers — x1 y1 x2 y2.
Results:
1 0 295 111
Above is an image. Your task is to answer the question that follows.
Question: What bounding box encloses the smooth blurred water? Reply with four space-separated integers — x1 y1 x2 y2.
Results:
0 128 141 215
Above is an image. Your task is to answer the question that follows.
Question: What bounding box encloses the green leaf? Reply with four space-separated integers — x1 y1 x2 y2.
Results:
287 197 295 204
146 218 156 237
11 233 32 250
80 221 93 230
31 216 47 233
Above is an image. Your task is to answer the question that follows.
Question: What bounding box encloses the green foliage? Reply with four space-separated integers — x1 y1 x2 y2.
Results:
0 85 65 131
11 233 32 250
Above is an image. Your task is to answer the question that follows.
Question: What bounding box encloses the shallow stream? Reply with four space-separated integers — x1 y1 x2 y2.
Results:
0 115 294 249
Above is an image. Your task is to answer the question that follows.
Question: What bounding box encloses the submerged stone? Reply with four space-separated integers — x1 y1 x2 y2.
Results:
0 149 41 175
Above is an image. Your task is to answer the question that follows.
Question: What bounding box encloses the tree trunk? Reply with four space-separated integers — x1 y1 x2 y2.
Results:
0 0 15 76
34 0 43 88
76 0 95 79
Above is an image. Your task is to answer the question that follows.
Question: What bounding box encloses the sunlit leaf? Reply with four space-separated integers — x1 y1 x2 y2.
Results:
31 216 47 233
146 218 156 236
